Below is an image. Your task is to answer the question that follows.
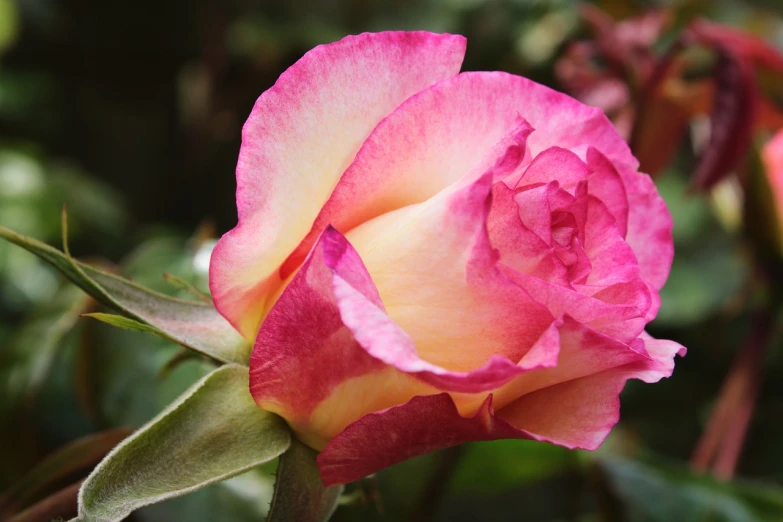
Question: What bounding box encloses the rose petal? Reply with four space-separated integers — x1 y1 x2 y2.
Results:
585 147 629 237
495 330 685 449
580 196 640 287
500 270 649 344
249 228 391 449
211 31 466 337
317 393 530 486
488 181 571 286
291 71 638 274
330 165 559 392
621 172 674 294
251 220 556 449
317 327 683 485
490 316 650 408
516 146 592 190
345 168 556 378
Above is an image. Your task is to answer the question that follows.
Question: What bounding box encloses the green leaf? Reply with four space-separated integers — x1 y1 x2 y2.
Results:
599 456 783 522
73 364 291 522
0 225 250 365
267 439 343 522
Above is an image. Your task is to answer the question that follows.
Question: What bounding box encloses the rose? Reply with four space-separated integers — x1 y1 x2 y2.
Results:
209 31 685 486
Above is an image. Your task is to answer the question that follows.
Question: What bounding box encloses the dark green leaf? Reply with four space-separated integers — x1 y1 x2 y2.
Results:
73 365 291 522
267 439 343 522
449 439 575 493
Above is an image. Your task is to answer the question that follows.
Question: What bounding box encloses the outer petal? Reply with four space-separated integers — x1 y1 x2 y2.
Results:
211 32 466 337
317 328 684 485
490 316 651 409
621 172 674 293
317 393 530 486
249 228 391 449
495 331 685 449
289 71 640 272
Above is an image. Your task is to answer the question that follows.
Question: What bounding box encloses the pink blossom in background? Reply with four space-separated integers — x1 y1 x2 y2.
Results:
209 31 685 486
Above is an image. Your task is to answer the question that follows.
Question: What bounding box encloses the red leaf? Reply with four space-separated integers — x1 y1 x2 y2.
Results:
690 20 783 74
691 45 757 190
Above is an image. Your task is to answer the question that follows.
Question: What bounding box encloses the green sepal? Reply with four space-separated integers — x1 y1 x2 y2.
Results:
267 439 343 522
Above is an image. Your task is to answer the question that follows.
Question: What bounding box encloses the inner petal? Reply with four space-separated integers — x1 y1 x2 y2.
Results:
345 171 554 374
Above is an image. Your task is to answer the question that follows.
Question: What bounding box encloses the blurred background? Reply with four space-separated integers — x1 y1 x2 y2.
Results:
1 0 783 520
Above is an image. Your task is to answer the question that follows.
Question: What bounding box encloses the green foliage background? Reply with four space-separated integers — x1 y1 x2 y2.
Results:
1 0 783 520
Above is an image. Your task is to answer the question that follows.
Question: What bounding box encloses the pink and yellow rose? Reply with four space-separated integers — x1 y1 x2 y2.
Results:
209 31 685 485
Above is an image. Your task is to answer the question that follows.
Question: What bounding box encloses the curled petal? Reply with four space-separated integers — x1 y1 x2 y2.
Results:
488 181 571 286
249 229 388 448
516 146 592 189
495 330 685 450
252 220 556 447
